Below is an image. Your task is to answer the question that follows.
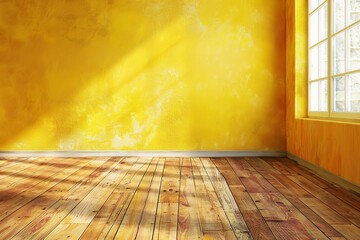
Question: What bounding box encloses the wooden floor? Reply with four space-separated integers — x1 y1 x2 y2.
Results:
0 157 359 240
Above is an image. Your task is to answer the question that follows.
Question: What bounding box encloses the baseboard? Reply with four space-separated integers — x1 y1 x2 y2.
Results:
287 153 360 195
0 150 287 158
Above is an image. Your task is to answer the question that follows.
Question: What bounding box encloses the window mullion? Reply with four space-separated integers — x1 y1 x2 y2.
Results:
319 5 322 112
345 0 350 112
317 7 321 112
328 0 332 116
346 31 350 111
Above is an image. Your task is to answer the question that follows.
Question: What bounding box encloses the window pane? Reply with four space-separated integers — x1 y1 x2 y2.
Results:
334 0 345 32
319 41 328 78
350 23 360 71
310 11 319 46
310 81 319 111
350 0 360 25
310 46 319 80
349 73 360 111
319 80 328 111
334 76 346 112
333 33 346 74
309 0 319 13
319 3 328 41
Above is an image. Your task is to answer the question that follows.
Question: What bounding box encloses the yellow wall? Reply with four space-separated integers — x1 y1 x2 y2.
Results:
0 0 286 150
286 0 360 185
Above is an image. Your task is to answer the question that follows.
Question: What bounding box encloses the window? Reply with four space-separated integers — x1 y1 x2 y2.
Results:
308 0 360 119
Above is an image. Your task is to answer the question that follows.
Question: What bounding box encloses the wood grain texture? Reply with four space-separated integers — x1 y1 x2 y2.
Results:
202 158 251 239
178 158 203 240
249 158 344 239
0 157 359 240
12 157 119 240
136 158 165 240
226 158 277 240
113 158 156 239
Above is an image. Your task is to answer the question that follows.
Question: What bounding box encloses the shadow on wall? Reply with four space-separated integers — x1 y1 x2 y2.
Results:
0 0 286 150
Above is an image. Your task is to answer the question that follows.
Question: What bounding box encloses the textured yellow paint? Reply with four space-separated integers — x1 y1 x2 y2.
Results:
0 0 286 150
286 0 360 185
294 0 308 118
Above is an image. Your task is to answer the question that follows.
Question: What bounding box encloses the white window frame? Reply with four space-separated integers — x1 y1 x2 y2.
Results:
308 0 360 120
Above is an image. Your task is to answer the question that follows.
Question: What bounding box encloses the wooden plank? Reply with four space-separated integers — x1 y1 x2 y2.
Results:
204 158 251 239
266 174 311 198
203 231 237 240
250 193 288 221
77 188 122 239
153 158 181 240
286 196 344 238
247 157 345 239
177 157 203 240
262 158 298 175
245 158 282 176
12 157 120 240
0 157 86 221
210 158 242 185
136 158 165 240
0 157 62 196
153 203 179 240
65 158 139 239
197 160 232 232
191 158 231 232
229 158 278 193
113 158 158 239
79 157 153 240
324 185 360 211
0 157 43 180
0 157 107 239
45 157 137 240
158 158 181 203
43 223 88 240
251 193 328 240
332 224 360 240
289 175 360 227
268 177 344 237
227 161 276 240
100 158 151 239
300 197 350 225
227 158 254 178
280 158 329 189
0 158 14 169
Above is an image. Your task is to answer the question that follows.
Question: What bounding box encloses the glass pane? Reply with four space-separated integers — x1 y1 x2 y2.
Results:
319 80 328 111
349 73 360 112
334 76 346 112
334 0 345 32
333 33 346 74
350 24 360 71
310 46 319 80
310 81 319 111
310 11 319 46
319 3 328 41
309 0 319 13
350 0 360 25
319 41 328 78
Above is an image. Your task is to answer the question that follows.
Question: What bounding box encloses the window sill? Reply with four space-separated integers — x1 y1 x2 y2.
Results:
297 116 360 125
